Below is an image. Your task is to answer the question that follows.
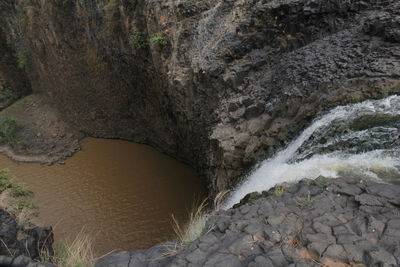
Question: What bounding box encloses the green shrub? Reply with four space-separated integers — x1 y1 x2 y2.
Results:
0 89 18 110
150 34 167 46
17 52 28 71
0 169 37 219
129 30 146 48
103 0 119 32
0 117 19 145
0 169 34 198
13 198 37 211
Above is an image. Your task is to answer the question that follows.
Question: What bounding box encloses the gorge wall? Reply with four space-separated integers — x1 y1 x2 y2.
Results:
0 0 399 194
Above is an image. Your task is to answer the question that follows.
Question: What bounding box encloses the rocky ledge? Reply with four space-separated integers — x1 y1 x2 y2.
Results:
96 178 400 267
0 209 55 267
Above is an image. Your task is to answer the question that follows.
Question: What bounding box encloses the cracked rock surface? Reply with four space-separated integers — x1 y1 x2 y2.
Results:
96 178 400 267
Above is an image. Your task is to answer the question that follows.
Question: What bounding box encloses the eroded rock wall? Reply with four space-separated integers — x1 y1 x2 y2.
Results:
0 0 399 194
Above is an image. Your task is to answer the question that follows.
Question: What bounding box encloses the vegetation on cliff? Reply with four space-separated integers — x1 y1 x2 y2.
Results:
0 117 19 145
40 232 95 267
0 169 37 222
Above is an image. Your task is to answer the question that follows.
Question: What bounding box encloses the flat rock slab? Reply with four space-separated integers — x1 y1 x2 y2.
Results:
96 178 400 266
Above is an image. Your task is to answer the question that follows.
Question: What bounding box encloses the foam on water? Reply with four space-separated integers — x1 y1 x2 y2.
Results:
224 95 400 208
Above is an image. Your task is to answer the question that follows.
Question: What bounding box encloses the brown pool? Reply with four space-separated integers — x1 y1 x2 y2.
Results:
0 138 206 256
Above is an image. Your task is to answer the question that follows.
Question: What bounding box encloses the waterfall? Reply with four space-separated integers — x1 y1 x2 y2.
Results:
224 95 400 208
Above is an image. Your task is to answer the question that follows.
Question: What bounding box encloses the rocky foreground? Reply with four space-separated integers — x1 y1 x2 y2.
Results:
97 178 400 267
0 209 54 267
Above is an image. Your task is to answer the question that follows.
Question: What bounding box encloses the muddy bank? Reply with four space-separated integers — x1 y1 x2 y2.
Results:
0 0 399 194
0 94 83 164
96 177 400 267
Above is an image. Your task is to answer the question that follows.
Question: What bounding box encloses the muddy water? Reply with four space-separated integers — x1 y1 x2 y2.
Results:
0 138 206 256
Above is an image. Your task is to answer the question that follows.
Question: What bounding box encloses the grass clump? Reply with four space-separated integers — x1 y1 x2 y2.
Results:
129 30 147 49
54 234 95 267
270 185 286 197
0 169 38 223
0 169 33 198
40 231 95 267
17 52 28 71
315 176 332 187
149 33 167 46
103 0 120 33
0 117 19 145
171 199 208 247
170 191 230 248
13 198 37 211
0 89 18 110
296 191 315 206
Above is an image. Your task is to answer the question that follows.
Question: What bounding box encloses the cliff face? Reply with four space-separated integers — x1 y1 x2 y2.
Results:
0 0 399 193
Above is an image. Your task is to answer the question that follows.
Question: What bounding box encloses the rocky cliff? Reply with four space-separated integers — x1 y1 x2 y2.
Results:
0 0 399 194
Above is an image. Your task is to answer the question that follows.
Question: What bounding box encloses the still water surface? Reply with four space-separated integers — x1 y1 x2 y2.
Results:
0 138 206 255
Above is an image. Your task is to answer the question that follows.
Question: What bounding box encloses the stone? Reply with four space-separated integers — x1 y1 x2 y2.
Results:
365 248 398 267
312 221 332 234
308 242 329 257
228 235 254 254
267 215 285 226
323 244 347 260
12 255 33 267
355 194 386 206
95 251 132 267
244 222 265 236
267 248 289 266
366 184 400 205
304 233 336 244
244 104 265 120
248 256 273 267
186 248 208 264
204 253 242 267
336 234 363 244
343 244 364 262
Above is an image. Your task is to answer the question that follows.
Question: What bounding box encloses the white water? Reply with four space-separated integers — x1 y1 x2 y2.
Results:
225 95 400 208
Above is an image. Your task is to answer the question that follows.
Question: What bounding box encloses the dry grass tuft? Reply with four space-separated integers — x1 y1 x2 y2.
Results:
171 199 208 246
213 190 230 211
40 231 95 267
287 236 303 249
170 190 232 249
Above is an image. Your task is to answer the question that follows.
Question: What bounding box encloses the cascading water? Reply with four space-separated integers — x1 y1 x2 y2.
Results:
225 95 400 208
